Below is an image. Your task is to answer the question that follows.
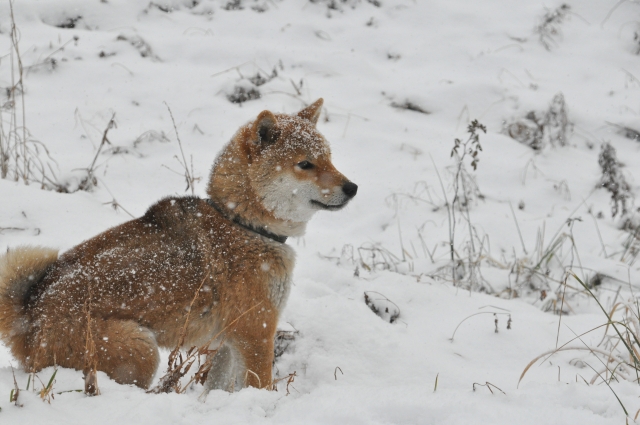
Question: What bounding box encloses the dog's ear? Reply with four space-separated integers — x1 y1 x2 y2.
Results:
297 98 323 125
252 110 280 146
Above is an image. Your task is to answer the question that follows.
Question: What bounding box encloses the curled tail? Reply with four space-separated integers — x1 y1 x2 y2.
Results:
0 246 58 367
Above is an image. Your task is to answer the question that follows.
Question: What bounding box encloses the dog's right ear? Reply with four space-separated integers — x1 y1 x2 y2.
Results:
297 98 323 125
252 110 280 147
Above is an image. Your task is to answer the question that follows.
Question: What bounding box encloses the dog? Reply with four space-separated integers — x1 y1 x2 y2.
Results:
0 98 357 392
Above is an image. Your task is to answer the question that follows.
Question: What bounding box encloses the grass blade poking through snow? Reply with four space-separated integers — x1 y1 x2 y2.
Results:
450 311 511 341
518 324 615 388
570 272 640 378
10 364 21 406
519 272 640 418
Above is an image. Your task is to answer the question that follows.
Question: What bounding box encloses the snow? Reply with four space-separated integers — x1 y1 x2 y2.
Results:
1 0 640 423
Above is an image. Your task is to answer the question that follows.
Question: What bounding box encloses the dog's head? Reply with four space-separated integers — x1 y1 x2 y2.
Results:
209 99 357 237
246 99 358 224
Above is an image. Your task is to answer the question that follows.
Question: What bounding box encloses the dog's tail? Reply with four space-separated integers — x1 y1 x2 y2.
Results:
0 246 58 364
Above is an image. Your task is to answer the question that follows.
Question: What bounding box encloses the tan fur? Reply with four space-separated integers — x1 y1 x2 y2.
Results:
0 246 59 366
0 99 356 391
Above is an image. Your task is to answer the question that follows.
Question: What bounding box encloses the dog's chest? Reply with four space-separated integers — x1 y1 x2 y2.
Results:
206 230 296 311
260 242 295 311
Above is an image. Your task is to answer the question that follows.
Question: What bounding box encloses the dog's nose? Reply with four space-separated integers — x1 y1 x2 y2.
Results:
342 181 358 198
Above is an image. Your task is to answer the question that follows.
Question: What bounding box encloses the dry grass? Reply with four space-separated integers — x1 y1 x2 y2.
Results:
162 103 200 196
449 310 512 342
507 211 590 304
150 272 263 394
472 381 506 395
518 272 640 417
36 367 58 403
270 371 297 395
1 1 60 189
9 364 22 407
441 120 487 290
319 121 493 292
83 290 100 396
150 274 209 394
71 113 117 193
151 301 263 394
320 243 404 274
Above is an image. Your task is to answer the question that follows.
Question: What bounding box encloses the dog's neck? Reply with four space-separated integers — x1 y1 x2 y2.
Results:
204 199 288 243
206 135 308 239
206 180 308 238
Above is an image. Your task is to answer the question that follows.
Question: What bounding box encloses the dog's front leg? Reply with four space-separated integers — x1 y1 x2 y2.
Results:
233 312 277 389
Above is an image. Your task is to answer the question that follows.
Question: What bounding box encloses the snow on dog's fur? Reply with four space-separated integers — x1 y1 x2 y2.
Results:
0 99 357 391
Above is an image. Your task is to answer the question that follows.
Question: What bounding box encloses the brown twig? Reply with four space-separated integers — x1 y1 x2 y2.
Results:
164 103 199 195
271 371 297 395
10 364 22 406
77 113 116 191
472 381 506 395
88 114 116 174
83 284 100 396
9 0 27 183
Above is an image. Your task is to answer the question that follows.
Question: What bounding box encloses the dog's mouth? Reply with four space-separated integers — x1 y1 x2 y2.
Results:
310 200 349 211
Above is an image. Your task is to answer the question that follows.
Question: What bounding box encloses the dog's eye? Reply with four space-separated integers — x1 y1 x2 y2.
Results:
297 161 314 170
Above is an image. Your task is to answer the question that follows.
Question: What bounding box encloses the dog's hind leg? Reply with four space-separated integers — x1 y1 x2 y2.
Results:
89 319 160 389
204 314 277 392
204 343 243 392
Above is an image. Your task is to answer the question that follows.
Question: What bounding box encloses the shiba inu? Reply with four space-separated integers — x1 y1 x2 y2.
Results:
0 98 357 391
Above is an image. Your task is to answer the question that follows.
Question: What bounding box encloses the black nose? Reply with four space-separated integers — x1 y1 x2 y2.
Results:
342 181 358 198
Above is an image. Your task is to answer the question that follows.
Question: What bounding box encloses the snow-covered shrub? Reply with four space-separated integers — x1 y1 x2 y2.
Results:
504 93 572 150
227 84 261 104
364 291 400 323
598 142 631 218
505 111 545 150
309 0 381 13
248 68 278 86
116 34 161 61
607 122 640 142
219 64 280 105
544 93 571 147
601 143 640 263
535 3 571 51
390 100 429 115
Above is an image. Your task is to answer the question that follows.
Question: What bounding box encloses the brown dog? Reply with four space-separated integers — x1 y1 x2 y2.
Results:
0 99 357 391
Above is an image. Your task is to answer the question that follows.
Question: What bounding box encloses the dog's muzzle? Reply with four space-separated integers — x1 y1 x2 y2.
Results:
342 181 358 198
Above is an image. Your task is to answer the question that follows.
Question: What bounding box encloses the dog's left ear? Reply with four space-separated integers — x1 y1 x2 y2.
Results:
297 98 323 125
252 110 280 146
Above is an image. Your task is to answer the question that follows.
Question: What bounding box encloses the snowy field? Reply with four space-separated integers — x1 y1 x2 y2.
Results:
1 0 640 423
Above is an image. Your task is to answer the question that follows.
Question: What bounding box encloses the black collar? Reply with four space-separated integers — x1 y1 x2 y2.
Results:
205 199 288 244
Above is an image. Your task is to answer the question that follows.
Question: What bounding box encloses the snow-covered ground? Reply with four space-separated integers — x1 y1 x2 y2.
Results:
1 0 640 423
